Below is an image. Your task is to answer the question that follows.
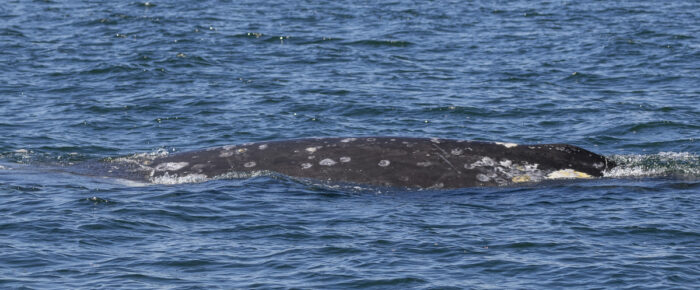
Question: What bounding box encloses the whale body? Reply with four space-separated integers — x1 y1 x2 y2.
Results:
83 137 615 188
80 137 615 189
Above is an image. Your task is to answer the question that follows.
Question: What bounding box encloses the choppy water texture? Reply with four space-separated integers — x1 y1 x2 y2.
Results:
1 0 699 288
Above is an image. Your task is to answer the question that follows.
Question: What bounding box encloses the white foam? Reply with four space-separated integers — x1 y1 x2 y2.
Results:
107 148 171 174
604 152 700 178
111 148 170 164
150 172 208 185
149 170 271 185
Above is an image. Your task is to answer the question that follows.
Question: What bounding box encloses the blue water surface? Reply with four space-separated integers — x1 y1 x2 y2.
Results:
1 0 699 288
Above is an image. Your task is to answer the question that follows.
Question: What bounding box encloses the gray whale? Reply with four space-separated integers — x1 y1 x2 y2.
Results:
87 137 615 188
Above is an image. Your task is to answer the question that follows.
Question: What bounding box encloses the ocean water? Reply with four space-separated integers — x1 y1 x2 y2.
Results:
1 0 699 288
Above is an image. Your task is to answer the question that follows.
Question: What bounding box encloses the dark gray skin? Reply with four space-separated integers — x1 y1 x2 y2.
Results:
100 137 615 189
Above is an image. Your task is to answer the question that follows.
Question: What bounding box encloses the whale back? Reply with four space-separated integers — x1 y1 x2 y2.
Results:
134 137 614 188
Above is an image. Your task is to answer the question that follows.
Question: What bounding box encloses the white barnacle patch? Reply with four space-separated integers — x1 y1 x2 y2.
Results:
258 144 268 150
308 155 316 160
495 142 518 148
319 158 337 166
305 146 321 153
222 145 236 150
378 160 390 167
463 157 548 185
451 148 463 155
339 156 351 163
236 148 247 154
430 137 440 144
366 138 376 142
244 161 256 168
476 174 491 182
467 157 496 169
219 151 233 157
301 163 313 169
416 161 432 167
155 162 189 171
340 138 357 143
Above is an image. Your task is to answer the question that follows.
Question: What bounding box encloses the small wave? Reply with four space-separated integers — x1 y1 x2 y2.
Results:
344 39 413 47
604 152 699 179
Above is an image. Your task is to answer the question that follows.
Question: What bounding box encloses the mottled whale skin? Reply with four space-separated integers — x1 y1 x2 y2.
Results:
102 137 615 189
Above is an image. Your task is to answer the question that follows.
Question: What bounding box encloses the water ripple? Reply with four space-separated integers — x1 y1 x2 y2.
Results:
0 0 698 288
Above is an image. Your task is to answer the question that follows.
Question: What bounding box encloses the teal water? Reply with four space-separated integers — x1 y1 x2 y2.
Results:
1 0 699 288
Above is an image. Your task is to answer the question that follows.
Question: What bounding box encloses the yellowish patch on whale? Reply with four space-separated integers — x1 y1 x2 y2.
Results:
546 169 592 179
512 175 531 183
